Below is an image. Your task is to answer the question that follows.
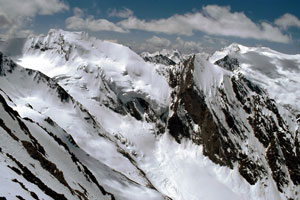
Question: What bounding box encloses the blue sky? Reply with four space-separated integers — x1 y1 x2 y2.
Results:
0 0 300 54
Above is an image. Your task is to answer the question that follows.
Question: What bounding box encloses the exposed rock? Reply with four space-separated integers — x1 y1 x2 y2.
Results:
143 55 176 66
214 55 239 71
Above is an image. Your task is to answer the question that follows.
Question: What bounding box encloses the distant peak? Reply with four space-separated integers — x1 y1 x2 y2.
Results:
227 43 241 51
224 43 251 54
160 48 181 55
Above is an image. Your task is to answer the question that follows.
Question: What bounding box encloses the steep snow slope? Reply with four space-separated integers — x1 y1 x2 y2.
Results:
0 52 166 200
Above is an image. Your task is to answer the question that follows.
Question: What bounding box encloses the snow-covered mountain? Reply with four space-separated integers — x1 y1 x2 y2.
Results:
0 29 299 200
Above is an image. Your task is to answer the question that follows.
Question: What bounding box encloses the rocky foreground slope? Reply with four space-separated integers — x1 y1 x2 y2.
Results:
0 29 299 200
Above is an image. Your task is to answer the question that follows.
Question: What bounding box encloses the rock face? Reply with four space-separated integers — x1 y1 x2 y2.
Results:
143 54 176 66
0 30 300 200
166 52 300 199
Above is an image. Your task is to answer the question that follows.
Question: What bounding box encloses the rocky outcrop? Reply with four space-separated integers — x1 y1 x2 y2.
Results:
143 55 176 66
215 55 239 71
166 54 300 198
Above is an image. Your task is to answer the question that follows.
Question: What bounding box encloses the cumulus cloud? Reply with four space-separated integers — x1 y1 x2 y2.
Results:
146 36 172 48
118 5 290 43
275 13 300 30
174 37 203 53
118 15 193 36
108 8 133 18
66 16 127 33
132 35 203 54
66 8 128 33
0 0 68 18
0 0 68 38
66 5 291 44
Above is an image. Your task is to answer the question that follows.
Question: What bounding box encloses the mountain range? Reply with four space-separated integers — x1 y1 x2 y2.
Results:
0 29 299 200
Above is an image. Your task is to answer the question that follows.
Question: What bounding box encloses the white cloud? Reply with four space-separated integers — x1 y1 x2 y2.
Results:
275 13 300 30
0 0 68 18
118 15 193 36
132 35 203 54
65 8 128 33
174 37 203 53
66 16 127 33
146 36 172 48
66 5 291 44
0 0 68 38
108 8 133 18
118 5 290 43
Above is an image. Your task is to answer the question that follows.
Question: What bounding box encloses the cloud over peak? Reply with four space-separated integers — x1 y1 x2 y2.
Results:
66 8 128 33
132 35 203 54
65 5 292 44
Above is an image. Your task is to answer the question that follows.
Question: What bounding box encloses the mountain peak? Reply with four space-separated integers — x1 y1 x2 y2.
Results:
19 29 171 109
